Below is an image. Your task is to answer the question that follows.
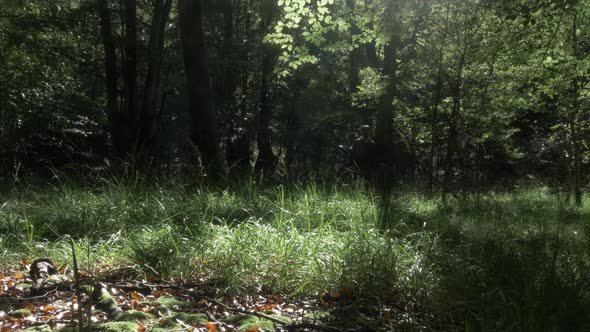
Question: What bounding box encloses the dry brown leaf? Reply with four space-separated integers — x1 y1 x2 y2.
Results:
205 321 218 332
130 291 142 301
21 257 31 266
23 303 35 313
42 305 57 312
246 327 260 332
136 322 146 332
12 272 25 280
254 304 274 312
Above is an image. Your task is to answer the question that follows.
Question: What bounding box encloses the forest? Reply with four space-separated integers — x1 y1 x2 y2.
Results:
0 0 589 331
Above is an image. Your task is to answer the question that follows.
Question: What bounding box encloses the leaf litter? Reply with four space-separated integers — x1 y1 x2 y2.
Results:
0 259 423 331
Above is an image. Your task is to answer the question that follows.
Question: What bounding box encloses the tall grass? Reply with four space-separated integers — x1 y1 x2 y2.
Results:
1 180 589 330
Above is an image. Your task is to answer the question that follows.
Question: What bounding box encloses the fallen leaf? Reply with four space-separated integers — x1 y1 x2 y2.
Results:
21 257 31 266
23 303 36 313
205 321 218 332
136 322 146 332
246 327 260 332
12 272 25 280
130 291 142 301
43 305 57 312
254 304 274 312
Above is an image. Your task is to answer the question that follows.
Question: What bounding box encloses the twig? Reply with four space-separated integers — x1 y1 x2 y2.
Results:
0 287 58 302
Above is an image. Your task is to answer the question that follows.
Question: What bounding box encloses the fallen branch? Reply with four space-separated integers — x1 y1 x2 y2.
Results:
0 286 58 303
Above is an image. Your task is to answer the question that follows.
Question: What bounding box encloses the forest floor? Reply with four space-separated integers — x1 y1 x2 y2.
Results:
0 179 589 331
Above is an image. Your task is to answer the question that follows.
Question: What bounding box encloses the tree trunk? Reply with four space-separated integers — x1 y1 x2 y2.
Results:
178 0 223 177
374 31 399 193
441 69 462 203
346 0 364 124
364 0 379 68
375 38 399 162
254 0 278 178
570 12 582 205
97 0 121 155
428 61 443 196
222 0 235 100
427 3 449 196
254 52 278 177
138 0 173 161
122 0 137 157
227 1 253 176
442 18 470 203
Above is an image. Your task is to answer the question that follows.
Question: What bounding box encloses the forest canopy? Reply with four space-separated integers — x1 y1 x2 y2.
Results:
0 0 588 200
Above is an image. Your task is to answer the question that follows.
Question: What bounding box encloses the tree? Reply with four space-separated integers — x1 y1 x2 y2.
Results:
98 0 173 166
178 0 224 177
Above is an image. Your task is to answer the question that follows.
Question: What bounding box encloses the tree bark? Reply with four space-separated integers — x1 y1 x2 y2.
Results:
569 12 582 205
254 0 279 178
97 0 120 154
123 0 137 156
364 0 379 68
346 0 364 123
178 0 224 177
222 0 235 100
138 0 173 160
442 28 469 203
375 37 399 163
254 51 278 177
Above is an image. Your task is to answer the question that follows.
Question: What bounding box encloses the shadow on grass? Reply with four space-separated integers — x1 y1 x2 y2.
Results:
372 190 590 331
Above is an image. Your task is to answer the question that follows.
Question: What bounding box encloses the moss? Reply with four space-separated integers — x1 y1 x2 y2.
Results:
8 308 32 317
155 317 181 329
155 295 193 308
171 312 208 324
304 310 330 320
114 309 153 321
94 321 140 332
92 284 123 320
152 304 172 317
222 314 276 331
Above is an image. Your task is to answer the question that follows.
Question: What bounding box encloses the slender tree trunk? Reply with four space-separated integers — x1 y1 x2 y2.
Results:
222 0 235 100
442 16 471 203
178 0 223 177
441 63 463 203
364 2 378 69
570 13 582 205
254 52 278 176
428 3 449 196
374 31 399 194
226 1 253 176
346 0 364 124
138 0 173 160
254 0 278 178
97 0 120 154
428 63 443 196
123 0 137 156
375 38 398 161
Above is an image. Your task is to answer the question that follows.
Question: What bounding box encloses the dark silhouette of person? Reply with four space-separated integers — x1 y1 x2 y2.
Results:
350 125 376 180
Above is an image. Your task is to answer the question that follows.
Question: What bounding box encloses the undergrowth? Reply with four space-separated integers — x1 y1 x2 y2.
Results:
1 179 590 330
